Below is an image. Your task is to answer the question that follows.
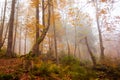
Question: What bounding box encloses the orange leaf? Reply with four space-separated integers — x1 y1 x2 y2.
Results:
101 0 106 2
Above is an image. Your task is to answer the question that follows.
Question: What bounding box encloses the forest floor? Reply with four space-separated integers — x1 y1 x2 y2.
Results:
0 58 22 74
0 52 120 80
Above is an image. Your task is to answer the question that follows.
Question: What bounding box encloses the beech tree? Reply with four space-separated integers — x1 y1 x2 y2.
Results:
31 0 51 56
6 0 16 57
33 0 40 55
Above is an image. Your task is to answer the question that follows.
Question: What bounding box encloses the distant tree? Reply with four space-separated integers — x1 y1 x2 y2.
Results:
93 0 105 60
68 6 97 64
85 37 96 66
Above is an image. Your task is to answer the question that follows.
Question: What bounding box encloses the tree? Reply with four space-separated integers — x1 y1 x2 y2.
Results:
19 23 22 55
85 37 96 66
93 0 105 60
68 5 97 64
32 0 40 55
31 0 51 56
52 0 59 64
6 0 16 57
12 0 19 54
0 0 7 50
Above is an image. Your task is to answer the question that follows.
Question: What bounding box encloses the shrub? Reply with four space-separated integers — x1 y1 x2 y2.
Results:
0 74 13 80
32 62 51 77
60 55 80 66
0 48 6 57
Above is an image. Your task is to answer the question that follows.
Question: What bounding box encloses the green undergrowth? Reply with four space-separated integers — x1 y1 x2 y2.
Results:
0 73 20 80
0 53 120 80
0 49 6 58
24 55 98 80
21 55 120 80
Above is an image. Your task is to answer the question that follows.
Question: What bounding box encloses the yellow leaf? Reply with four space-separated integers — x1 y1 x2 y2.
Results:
79 24 83 27
39 24 45 29
100 9 106 14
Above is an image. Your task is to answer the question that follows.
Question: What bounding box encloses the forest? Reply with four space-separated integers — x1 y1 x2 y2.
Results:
0 0 120 80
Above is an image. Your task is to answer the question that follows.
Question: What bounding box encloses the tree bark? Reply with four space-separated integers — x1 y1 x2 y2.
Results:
6 0 16 57
33 0 40 55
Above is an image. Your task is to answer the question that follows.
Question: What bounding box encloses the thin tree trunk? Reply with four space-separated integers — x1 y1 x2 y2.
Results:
67 41 70 56
0 6 4 49
0 23 9 49
0 7 4 50
52 0 59 65
85 37 96 66
0 0 7 50
6 0 16 57
64 20 70 56
74 26 77 57
78 44 81 61
48 37 52 54
94 0 105 60
24 27 27 55
19 26 22 55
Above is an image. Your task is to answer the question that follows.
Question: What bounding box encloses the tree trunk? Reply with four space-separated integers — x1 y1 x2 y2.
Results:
31 0 51 56
0 0 7 50
74 26 77 57
40 0 45 54
6 0 16 57
13 1 19 54
94 0 105 60
78 44 81 61
24 27 27 55
0 24 9 50
67 41 70 56
52 0 59 65
19 26 22 55
33 0 40 55
48 37 52 54
64 20 70 56
85 37 96 66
